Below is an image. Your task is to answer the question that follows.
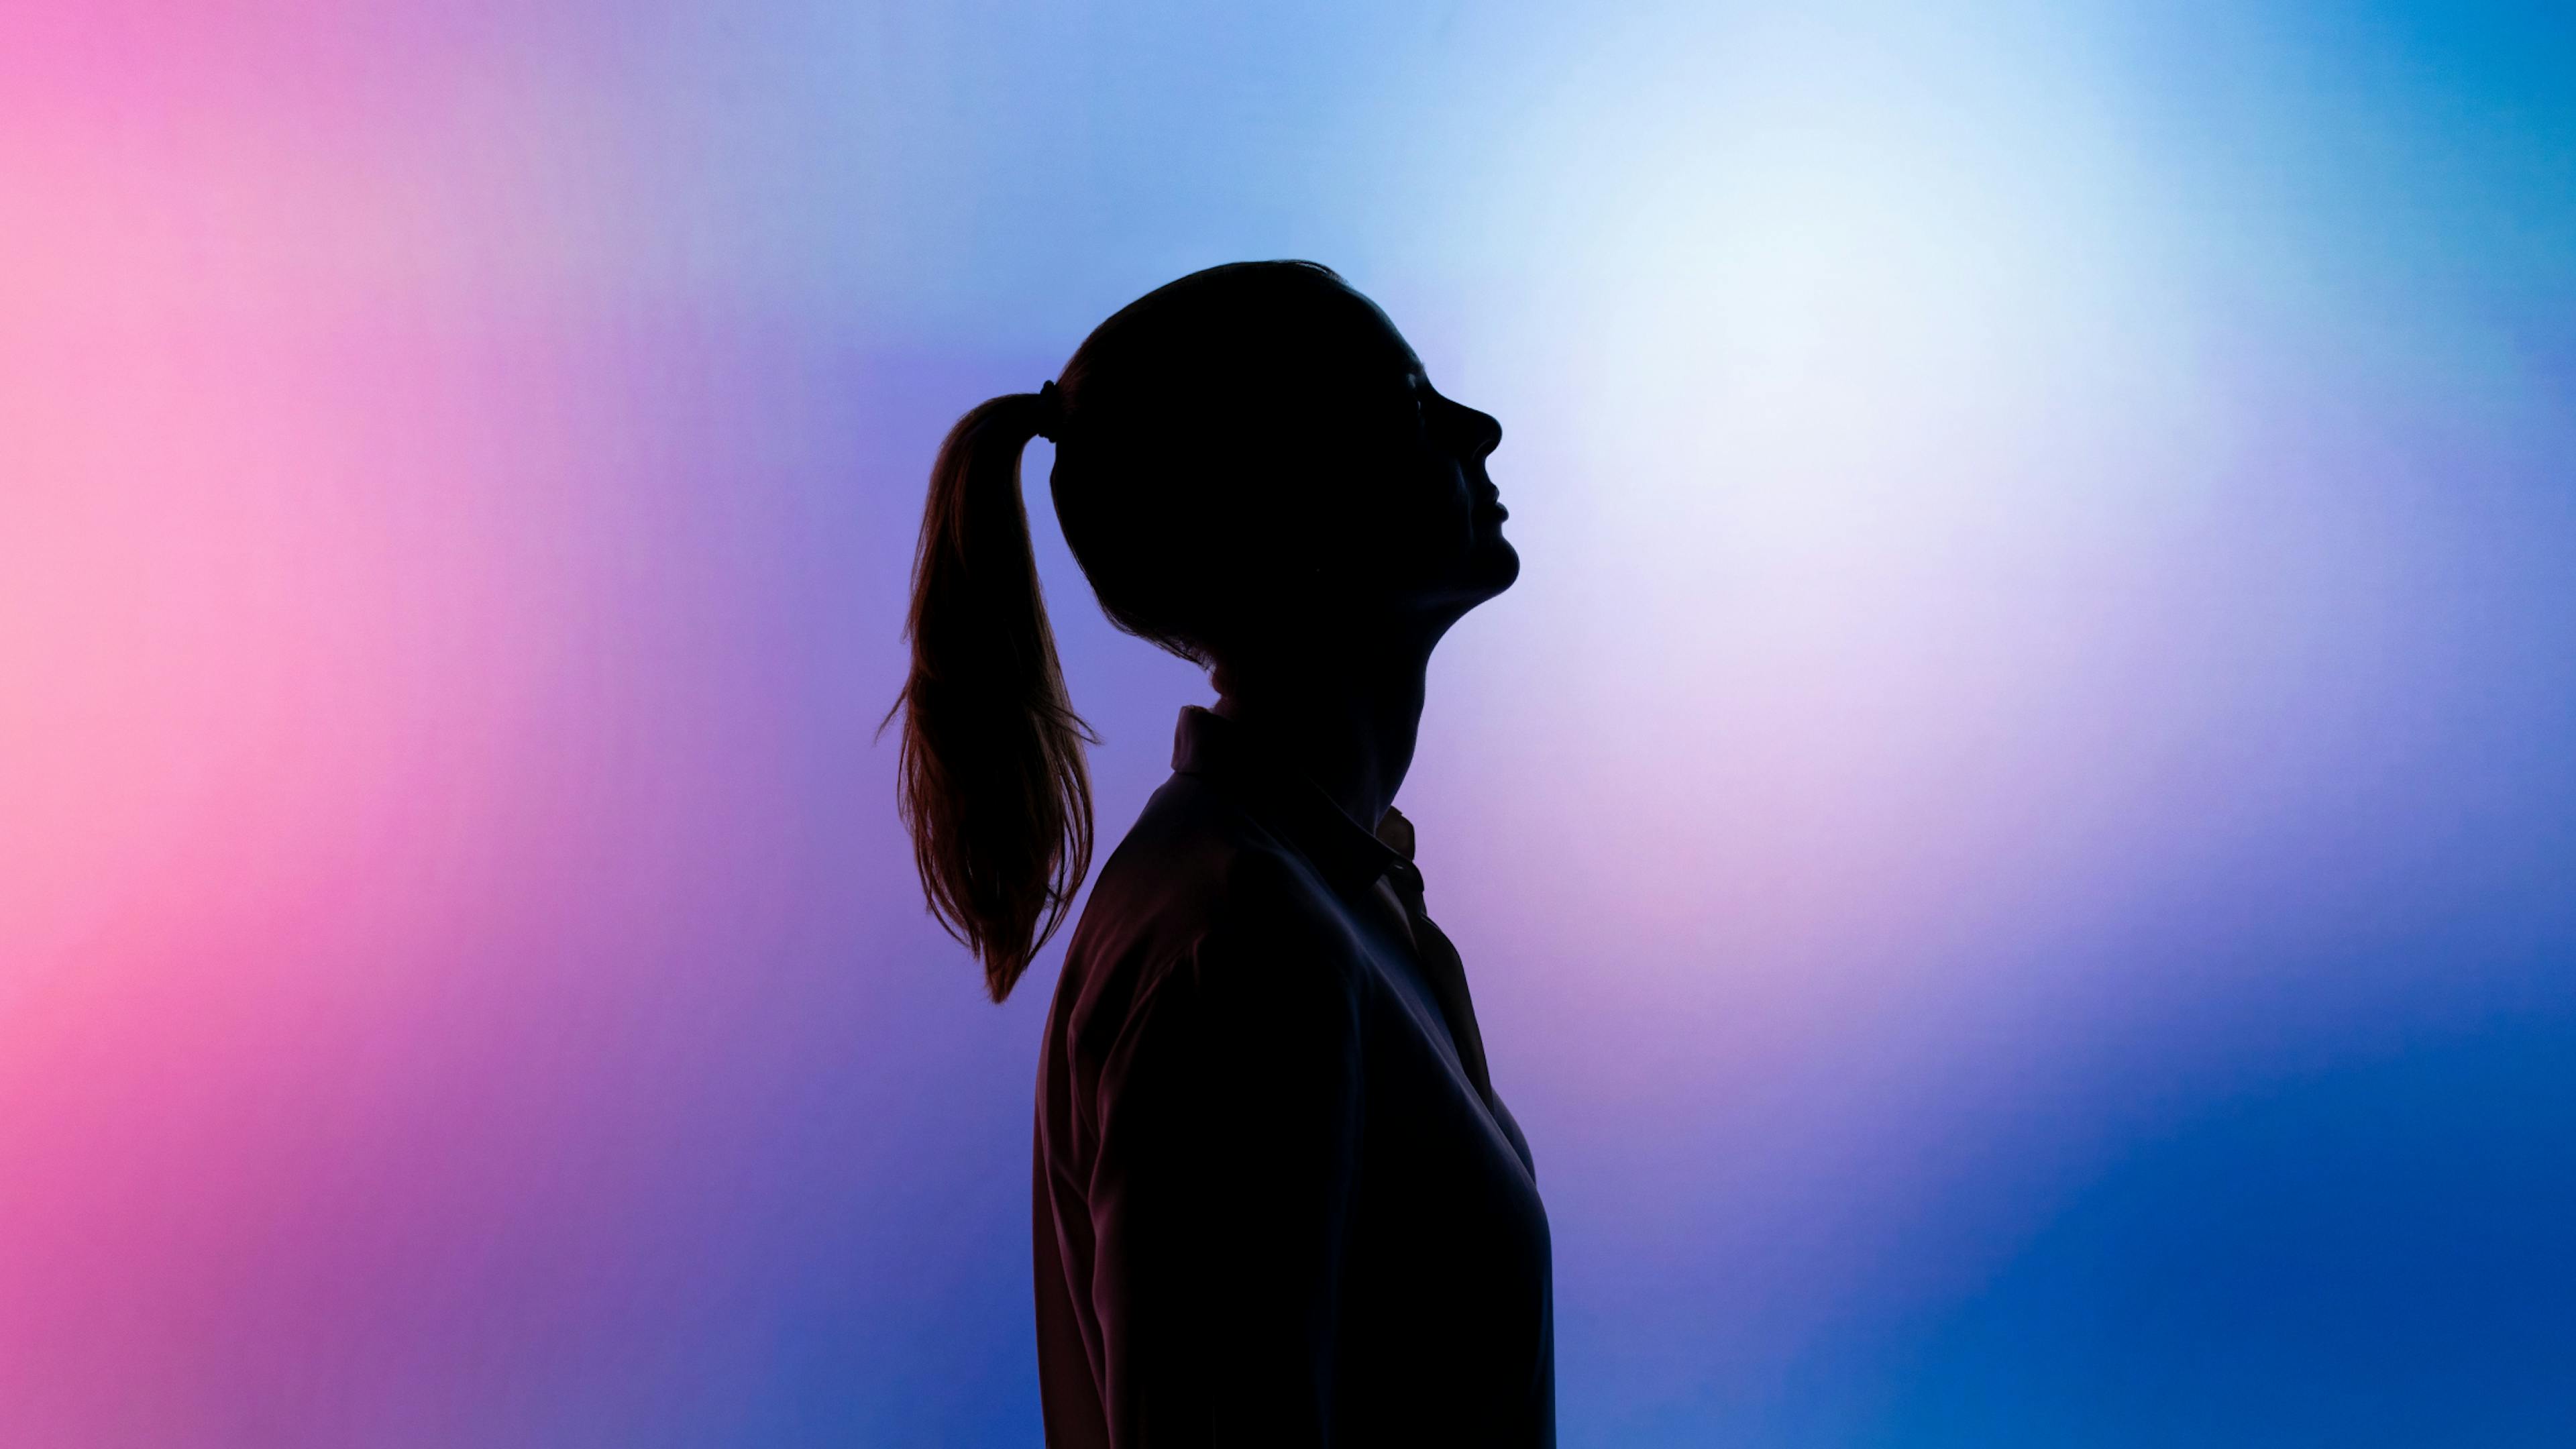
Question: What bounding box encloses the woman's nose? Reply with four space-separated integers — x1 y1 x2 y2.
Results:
1438 399 1501 455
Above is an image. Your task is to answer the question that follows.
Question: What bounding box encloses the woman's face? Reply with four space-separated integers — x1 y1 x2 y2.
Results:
1316 287 1519 629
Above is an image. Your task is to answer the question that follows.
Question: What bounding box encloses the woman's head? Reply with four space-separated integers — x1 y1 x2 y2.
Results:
895 260 1514 998
1051 261 1515 666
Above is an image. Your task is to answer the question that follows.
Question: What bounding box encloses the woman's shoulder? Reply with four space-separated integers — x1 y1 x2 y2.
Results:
1053 774 1368 1027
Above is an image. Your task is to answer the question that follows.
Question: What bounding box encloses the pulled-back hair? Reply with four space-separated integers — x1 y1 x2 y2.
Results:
892 260 1358 1000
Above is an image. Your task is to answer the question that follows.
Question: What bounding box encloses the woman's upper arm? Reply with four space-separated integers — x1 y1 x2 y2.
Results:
1087 913 1365 1445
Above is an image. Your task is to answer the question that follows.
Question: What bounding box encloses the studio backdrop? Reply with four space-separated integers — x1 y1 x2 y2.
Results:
4 2 2571 1444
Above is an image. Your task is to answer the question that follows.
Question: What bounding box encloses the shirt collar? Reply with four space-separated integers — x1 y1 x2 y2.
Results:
1170 704 1419 898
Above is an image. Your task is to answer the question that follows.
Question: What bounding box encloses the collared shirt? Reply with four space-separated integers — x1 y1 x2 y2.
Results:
1032 706 1554 1447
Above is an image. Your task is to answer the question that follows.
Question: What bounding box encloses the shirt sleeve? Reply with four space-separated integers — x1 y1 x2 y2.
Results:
1083 909 1365 1447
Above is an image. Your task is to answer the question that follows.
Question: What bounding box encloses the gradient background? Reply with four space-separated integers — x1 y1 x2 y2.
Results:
5 2 2573 1445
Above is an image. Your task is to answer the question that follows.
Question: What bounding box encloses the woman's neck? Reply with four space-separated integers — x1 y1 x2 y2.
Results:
1212 643 1430 829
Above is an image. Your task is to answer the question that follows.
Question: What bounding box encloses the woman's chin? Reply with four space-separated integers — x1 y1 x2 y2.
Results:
1467 532 1521 599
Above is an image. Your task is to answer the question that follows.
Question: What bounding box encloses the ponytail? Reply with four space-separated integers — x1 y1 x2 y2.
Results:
892 391 1096 1002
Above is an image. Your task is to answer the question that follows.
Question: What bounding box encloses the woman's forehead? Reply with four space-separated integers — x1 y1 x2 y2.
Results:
1336 289 1422 374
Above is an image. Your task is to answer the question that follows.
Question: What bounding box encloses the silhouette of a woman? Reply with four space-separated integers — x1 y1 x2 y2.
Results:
894 260 1550 1445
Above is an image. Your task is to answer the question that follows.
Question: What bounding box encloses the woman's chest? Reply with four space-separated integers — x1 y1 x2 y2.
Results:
1344 943 1547 1256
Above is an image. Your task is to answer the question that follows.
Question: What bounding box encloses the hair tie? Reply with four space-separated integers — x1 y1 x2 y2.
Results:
1032 380 1064 441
